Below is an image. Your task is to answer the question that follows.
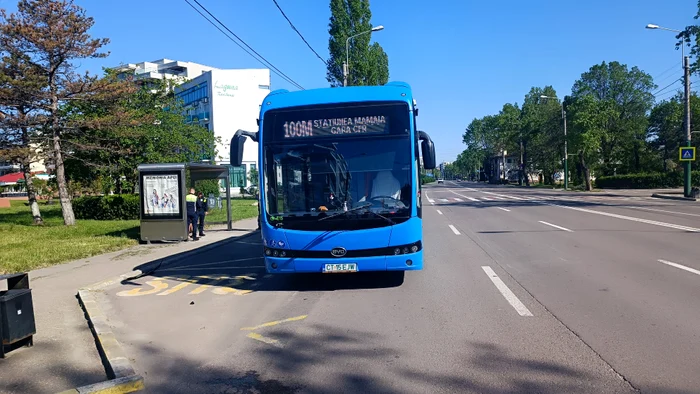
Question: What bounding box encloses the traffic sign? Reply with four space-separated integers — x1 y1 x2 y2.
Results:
679 147 696 161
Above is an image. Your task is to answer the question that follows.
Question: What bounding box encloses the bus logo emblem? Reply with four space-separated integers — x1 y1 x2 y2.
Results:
330 247 347 257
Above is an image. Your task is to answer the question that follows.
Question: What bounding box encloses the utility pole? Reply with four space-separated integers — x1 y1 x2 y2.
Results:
343 62 348 87
684 55 692 197
563 106 568 190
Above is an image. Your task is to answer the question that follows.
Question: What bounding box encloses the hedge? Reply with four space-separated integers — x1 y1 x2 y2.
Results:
594 171 700 189
421 176 435 185
73 194 140 220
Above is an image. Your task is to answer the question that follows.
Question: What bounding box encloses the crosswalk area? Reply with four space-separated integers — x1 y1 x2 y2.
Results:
425 189 653 206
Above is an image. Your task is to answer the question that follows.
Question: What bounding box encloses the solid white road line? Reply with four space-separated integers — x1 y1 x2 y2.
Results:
625 206 700 218
538 221 574 232
437 209 443 215
544 203 700 232
497 207 511 212
481 266 533 317
658 259 700 277
454 198 463 202
448 224 461 235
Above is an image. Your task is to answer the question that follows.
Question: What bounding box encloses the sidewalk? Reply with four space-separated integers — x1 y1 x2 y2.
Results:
0 218 258 394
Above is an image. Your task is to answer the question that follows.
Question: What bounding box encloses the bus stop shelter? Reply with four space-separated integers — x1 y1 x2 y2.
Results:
138 163 235 243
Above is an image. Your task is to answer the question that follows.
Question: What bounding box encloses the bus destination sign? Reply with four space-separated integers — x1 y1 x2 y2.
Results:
282 116 389 139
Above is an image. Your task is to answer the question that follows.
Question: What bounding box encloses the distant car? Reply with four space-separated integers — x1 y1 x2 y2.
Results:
437 178 444 184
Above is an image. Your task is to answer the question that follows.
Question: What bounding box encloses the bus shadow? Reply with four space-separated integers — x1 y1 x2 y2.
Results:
129 238 405 293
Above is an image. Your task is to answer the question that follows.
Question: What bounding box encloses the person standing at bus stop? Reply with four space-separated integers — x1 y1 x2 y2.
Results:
186 188 199 241
196 191 209 237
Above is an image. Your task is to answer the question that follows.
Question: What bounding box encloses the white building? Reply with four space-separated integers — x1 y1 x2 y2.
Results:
115 58 220 84
175 68 271 194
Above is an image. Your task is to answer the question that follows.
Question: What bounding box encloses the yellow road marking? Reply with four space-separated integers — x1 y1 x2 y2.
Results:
116 279 168 297
240 315 308 331
246 332 282 347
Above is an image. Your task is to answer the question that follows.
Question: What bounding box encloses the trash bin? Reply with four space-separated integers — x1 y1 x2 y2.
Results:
0 273 35 358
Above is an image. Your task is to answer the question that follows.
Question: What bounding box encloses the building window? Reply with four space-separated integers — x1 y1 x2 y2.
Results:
229 165 247 188
176 82 209 106
258 85 270 90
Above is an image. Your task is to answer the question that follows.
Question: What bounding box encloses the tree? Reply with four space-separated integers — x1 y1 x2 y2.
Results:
0 52 47 224
326 0 389 87
678 3 700 75
570 61 655 175
64 76 218 193
0 0 110 226
520 86 561 185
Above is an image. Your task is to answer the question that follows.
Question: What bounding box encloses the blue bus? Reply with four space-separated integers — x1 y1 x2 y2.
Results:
230 81 436 275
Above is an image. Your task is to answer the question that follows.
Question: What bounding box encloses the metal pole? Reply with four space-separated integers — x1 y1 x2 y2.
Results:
225 175 232 231
684 56 692 197
345 36 351 87
563 106 568 190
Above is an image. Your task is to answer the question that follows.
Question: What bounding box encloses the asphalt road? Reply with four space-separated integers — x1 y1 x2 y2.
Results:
102 182 700 393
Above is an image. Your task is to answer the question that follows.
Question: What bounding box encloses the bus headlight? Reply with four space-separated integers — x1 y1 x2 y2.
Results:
394 248 401 255
410 245 419 253
265 249 272 256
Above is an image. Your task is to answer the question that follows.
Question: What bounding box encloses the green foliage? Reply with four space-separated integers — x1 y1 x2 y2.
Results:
73 194 140 220
194 179 220 197
326 0 389 86
421 175 435 185
248 167 259 186
63 76 218 194
593 172 700 189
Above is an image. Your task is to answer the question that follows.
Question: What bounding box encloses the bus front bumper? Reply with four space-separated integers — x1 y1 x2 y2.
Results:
264 250 424 273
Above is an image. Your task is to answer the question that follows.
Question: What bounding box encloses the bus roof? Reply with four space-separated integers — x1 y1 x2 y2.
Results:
261 81 414 112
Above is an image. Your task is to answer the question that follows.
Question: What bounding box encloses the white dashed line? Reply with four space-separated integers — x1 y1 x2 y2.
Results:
448 224 461 235
538 221 574 232
497 207 511 212
454 198 463 202
658 259 700 277
437 210 443 215
481 266 533 317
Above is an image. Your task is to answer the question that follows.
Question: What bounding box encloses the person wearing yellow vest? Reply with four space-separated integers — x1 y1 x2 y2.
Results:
185 188 199 241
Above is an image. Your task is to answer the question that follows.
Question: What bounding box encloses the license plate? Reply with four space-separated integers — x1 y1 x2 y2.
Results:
323 263 357 273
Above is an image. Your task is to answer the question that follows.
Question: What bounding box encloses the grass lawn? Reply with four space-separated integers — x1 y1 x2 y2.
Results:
0 197 259 274
206 197 258 223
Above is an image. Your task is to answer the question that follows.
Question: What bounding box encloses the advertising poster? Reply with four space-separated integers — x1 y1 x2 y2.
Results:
142 174 180 216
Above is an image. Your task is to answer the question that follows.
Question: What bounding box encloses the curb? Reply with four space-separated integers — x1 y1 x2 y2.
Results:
651 193 698 202
56 375 144 394
64 228 260 394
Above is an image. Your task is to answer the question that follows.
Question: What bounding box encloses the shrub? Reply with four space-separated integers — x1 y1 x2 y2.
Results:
73 194 140 220
594 171 700 189
421 176 435 185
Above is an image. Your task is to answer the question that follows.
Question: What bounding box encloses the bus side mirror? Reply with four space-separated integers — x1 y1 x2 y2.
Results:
418 130 436 169
230 129 259 167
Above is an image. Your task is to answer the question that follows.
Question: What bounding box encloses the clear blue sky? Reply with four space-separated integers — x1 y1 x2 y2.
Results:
2 0 697 163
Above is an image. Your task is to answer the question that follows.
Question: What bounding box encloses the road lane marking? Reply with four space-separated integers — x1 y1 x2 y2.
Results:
658 259 700 277
544 203 700 232
240 315 308 331
116 280 168 297
425 191 435 204
625 206 700 218
481 266 533 317
437 210 443 215
497 207 511 212
482 191 527 200
450 190 481 202
448 225 461 235
454 198 463 202
246 332 283 347
538 221 574 232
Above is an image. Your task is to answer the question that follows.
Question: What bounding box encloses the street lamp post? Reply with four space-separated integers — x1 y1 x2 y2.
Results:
647 23 693 197
344 25 384 87
540 95 568 190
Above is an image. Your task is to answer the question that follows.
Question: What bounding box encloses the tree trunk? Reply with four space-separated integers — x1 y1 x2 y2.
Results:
52 113 76 225
22 163 43 225
579 151 592 191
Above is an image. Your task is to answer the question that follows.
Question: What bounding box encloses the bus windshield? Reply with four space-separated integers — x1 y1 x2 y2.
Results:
262 102 414 231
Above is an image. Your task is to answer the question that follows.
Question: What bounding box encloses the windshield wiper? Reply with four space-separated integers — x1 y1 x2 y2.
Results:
365 210 395 225
318 203 372 221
